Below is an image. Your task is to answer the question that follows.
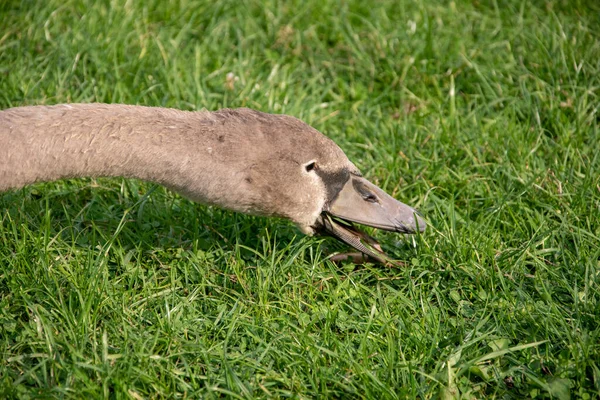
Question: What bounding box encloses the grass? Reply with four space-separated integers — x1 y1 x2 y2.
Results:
1 0 599 397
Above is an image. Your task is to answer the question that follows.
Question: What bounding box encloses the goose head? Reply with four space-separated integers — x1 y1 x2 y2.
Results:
197 109 426 263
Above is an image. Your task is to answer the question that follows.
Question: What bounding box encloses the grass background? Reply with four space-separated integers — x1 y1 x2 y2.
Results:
1 0 599 398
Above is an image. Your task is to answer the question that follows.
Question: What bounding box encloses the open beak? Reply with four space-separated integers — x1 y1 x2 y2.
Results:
316 175 426 265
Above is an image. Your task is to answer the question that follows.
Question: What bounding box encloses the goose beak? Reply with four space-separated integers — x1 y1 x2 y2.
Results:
317 176 426 265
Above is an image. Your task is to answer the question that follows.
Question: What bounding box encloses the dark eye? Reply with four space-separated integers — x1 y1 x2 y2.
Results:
304 161 317 172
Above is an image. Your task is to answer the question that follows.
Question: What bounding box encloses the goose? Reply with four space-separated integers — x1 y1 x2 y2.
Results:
0 104 425 263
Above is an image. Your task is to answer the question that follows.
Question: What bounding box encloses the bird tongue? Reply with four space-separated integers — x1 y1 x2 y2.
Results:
319 214 402 267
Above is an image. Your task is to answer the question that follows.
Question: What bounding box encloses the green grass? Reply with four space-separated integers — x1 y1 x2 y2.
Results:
1 0 599 398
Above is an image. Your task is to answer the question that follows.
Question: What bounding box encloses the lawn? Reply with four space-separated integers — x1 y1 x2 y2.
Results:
1 0 599 398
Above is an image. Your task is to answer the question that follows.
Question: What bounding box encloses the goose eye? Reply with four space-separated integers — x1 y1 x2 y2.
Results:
304 160 317 172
